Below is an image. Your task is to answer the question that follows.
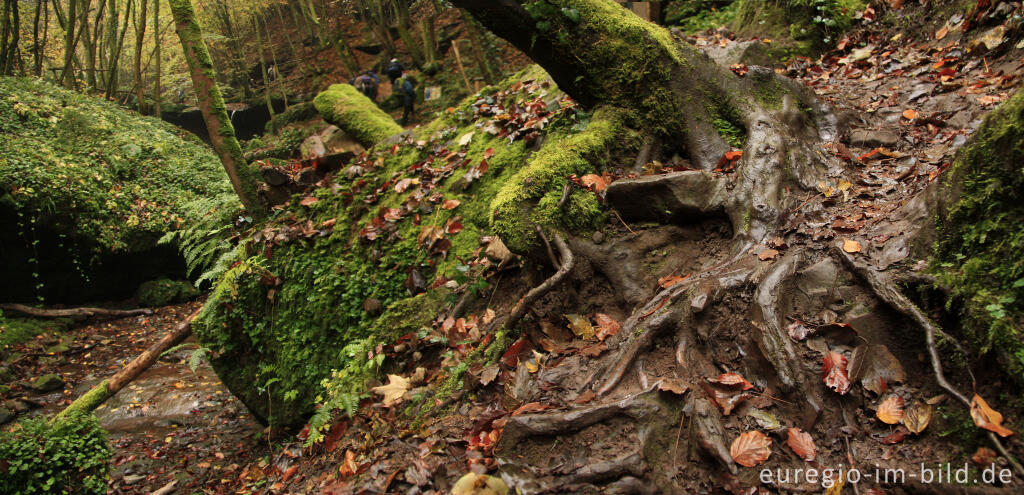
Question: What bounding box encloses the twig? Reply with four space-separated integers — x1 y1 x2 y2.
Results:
0 303 153 319
789 192 822 214
537 226 561 270
611 209 637 235
557 182 573 209
835 246 1024 477
503 232 575 332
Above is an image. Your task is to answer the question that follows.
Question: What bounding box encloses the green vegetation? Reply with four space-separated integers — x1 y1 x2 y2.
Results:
313 84 404 147
933 89 1024 380
665 0 741 34
0 77 234 252
734 0 866 53
135 278 201 307
0 311 73 350
0 412 111 495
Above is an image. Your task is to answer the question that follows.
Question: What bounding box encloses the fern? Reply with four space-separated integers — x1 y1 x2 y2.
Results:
158 194 241 286
303 338 386 446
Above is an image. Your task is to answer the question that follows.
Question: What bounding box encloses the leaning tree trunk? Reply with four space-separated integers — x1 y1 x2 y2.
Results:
169 0 264 217
450 1 1020 492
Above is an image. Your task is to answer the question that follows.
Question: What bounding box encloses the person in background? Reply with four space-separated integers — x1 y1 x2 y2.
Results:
354 70 380 102
397 72 416 126
384 58 405 87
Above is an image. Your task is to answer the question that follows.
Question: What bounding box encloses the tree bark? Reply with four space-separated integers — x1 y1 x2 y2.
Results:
169 0 264 217
460 9 498 84
0 303 153 318
133 0 147 113
252 11 275 131
152 0 161 117
54 310 197 420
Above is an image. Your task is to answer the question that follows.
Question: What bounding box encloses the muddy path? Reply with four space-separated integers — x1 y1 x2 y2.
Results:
1 301 267 494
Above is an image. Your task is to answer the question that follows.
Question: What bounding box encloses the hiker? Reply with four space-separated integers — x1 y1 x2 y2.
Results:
354 71 379 102
397 72 416 126
384 58 404 86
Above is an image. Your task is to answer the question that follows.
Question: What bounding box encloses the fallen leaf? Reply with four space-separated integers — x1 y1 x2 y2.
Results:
575 390 597 404
299 196 318 206
786 428 817 462
902 109 919 120
452 472 508 495
580 342 607 357
849 344 907 395
442 199 461 210
936 25 949 40
482 148 495 160
511 402 546 416
657 377 690 395
730 431 772 467
877 395 905 424
371 374 410 406
823 351 851 395
879 427 908 444
842 239 862 253
708 372 754 391
593 313 621 341
970 394 1014 437
394 178 419 193
972 447 997 466
786 320 817 341
580 173 610 192
658 273 689 288
904 401 933 434
282 465 299 482
565 314 596 340
338 450 358 477
757 248 780 261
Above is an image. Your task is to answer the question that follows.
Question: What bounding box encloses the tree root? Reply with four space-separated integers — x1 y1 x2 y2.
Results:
0 303 154 319
502 232 574 332
834 245 1024 477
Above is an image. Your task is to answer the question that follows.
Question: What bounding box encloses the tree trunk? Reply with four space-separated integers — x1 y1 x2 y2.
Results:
55 310 197 420
133 0 148 113
106 0 133 99
59 0 79 87
169 0 264 217
152 0 161 117
252 12 275 132
261 12 287 110
460 9 497 84
390 0 422 66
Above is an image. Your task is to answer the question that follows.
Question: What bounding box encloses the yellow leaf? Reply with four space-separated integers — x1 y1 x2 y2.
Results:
876 395 905 424
904 401 933 434
842 239 862 253
371 374 410 406
565 314 595 340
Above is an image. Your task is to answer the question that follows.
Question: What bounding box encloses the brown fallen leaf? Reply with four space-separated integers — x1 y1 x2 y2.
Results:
879 427 908 444
876 395 905 425
902 109 919 120
822 351 851 395
708 372 754 391
849 344 907 395
758 248 780 261
442 199 461 210
658 273 689 289
842 238 862 253
593 313 621 341
970 394 1014 437
338 450 358 477
299 196 318 206
786 320 816 341
904 401 933 434
657 377 690 395
580 342 607 357
580 173 610 192
936 25 949 40
575 390 597 404
786 428 817 462
972 447 997 466
730 431 772 467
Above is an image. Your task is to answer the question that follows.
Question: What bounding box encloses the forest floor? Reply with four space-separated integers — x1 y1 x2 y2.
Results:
4 3 1024 495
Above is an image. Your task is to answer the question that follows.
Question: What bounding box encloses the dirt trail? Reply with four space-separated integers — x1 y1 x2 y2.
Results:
1 301 267 494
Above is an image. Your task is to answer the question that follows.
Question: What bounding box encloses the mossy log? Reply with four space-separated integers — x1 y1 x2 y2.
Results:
313 84 404 148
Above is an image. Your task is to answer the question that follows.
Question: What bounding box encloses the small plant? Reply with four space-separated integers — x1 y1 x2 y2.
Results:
0 412 112 495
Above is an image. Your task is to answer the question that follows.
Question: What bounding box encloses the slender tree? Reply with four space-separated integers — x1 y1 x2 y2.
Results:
133 0 148 112
152 0 161 117
169 0 264 216
252 10 275 131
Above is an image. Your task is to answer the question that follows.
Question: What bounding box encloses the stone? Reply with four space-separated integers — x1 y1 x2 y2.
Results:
703 40 778 68
0 365 14 382
30 373 64 392
295 167 320 185
260 166 291 186
605 171 728 223
0 406 14 425
299 134 327 159
321 125 366 157
848 128 900 149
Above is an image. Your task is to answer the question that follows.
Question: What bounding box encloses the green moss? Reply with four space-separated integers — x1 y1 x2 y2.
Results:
54 380 112 421
135 278 200 307
0 313 73 350
933 89 1024 379
313 84 403 147
491 106 629 252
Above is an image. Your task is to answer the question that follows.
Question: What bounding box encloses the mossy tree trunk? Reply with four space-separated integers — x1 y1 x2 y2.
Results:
133 0 149 114
153 0 162 117
169 0 264 216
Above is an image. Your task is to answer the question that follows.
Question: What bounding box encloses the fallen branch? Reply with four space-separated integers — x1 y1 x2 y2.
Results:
0 303 153 319
503 232 574 331
835 246 1024 477
54 309 199 421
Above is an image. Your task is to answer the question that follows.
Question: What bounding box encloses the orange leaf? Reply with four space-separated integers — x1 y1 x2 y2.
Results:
842 239 862 253
657 377 690 395
708 372 754 391
972 447 997 466
658 273 689 289
757 248 780 261
593 313 621 341
482 148 495 160
730 431 772 467
299 196 318 206
338 450 358 477
442 199 461 210
902 109 919 120
936 25 949 40
580 173 610 192
786 428 817 462
970 394 1014 437
724 150 743 161
823 351 851 395
282 465 299 482
876 395 905 424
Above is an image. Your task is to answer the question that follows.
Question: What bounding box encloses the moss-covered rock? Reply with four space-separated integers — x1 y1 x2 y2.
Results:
313 84 403 147
0 77 235 302
933 88 1024 379
30 373 64 393
135 278 200 307
196 67 637 427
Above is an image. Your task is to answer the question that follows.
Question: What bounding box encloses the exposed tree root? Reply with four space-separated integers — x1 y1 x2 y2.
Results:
503 232 575 332
0 303 153 319
835 245 1024 477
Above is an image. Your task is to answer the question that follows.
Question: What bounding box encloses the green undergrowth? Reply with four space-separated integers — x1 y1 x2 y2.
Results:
313 84 403 147
933 89 1024 380
0 77 234 252
0 311 73 351
666 0 741 34
0 411 111 495
733 0 866 54
193 65 636 429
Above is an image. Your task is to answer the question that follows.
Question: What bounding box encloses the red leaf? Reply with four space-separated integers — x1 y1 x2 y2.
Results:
593 313 621 341
658 273 689 289
822 351 851 395
382 208 401 221
445 218 464 234
442 199 461 210
786 428 817 462
580 173 610 193
482 148 495 160
282 465 299 482
730 431 772 467
500 339 528 368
